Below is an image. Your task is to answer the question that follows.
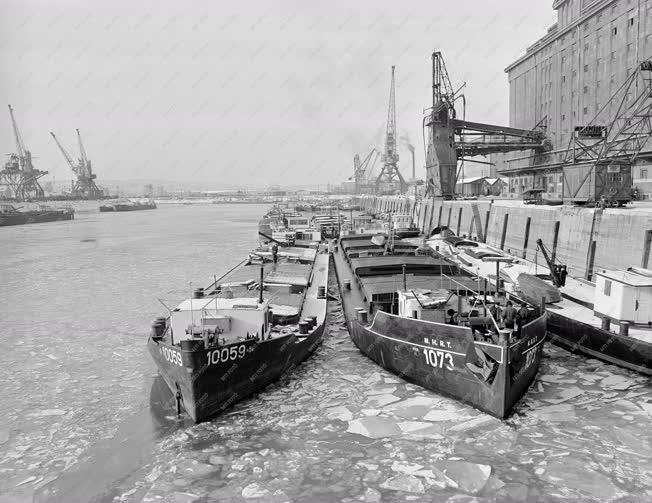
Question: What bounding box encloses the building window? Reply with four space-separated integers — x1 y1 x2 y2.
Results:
629 18 635 27
562 114 566 121
604 280 612 296
584 43 589 51
607 173 623 183
611 51 616 60
584 64 589 72
583 85 588 93
642 168 648 179
562 75 566 83
562 56 566 64
613 27 618 36
584 106 589 115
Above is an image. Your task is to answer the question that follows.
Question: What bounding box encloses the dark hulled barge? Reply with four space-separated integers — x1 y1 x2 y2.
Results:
148 244 330 422
100 199 157 212
334 234 546 419
0 203 74 226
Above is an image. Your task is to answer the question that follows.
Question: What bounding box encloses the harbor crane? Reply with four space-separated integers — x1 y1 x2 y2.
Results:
555 60 652 205
0 105 48 200
350 148 379 193
50 129 102 199
423 51 549 198
376 66 407 194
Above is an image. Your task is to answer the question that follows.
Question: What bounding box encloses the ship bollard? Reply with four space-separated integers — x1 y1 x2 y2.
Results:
344 279 351 290
357 308 368 323
619 321 630 337
317 285 326 298
601 317 611 331
308 315 318 328
299 321 310 335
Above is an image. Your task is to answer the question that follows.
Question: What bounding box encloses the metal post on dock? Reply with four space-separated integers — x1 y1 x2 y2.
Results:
495 261 500 296
483 279 488 316
259 266 264 304
620 321 630 337
402 263 407 291
601 317 611 331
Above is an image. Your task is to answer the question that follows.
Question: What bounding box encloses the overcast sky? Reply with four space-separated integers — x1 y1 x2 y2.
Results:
0 0 556 189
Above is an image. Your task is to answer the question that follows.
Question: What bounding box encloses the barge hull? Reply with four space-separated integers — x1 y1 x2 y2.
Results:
547 311 652 375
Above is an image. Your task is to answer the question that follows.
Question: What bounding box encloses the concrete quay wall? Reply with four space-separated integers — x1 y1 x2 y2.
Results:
360 196 652 279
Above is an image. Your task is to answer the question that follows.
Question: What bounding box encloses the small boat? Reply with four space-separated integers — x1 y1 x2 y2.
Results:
147 241 330 422
334 235 547 418
0 203 74 226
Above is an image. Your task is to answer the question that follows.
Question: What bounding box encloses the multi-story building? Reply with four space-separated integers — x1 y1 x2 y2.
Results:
496 0 652 199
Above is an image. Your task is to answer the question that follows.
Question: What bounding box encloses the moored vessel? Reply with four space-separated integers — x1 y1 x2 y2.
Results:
147 240 330 422
0 203 74 226
100 199 157 212
334 234 546 418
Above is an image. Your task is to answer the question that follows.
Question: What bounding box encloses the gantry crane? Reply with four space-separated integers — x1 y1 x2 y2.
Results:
556 60 652 205
0 105 48 200
423 51 549 198
50 129 102 199
376 66 407 194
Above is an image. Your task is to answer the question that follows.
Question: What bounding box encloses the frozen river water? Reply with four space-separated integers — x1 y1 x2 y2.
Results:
0 203 649 502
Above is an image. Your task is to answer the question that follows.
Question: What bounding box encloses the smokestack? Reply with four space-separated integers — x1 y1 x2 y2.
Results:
411 149 415 179
407 144 415 180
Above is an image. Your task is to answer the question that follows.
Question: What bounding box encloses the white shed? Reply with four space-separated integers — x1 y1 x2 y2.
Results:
594 268 652 324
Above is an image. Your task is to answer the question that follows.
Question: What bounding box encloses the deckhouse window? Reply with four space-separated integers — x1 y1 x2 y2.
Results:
604 280 612 296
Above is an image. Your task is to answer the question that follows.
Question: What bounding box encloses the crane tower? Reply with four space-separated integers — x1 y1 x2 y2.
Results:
0 105 48 200
376 66 407 194
50 129 102 199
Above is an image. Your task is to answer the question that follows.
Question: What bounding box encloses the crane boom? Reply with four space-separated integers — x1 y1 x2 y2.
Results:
8 105 26 158
76 128 88 167
50 132 78 174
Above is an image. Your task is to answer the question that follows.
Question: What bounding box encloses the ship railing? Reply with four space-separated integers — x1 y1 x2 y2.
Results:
439 272 501 334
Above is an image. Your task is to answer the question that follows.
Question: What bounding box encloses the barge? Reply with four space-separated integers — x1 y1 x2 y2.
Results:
333 234 546 419
0 203 74 226
100 199 156 212
147 242 330 422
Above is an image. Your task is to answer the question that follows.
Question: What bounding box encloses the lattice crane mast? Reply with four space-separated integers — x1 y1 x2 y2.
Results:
376 66 407 194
